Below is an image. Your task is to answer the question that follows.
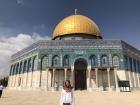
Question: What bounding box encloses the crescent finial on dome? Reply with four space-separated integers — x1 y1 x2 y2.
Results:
75 9 78 15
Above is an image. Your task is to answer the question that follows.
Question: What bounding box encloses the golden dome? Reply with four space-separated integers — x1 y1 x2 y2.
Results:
53 14 101 39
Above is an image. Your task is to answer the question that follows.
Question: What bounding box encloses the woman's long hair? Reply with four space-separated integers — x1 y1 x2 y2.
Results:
63 80 73 91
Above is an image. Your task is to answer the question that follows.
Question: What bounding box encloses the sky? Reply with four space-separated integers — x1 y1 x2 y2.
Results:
0 0 140 78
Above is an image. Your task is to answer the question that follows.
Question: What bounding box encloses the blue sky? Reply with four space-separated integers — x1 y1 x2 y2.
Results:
0 0 140 48
0 0 140 78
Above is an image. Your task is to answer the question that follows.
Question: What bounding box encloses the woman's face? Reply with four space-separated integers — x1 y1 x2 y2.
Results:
65 81 69 86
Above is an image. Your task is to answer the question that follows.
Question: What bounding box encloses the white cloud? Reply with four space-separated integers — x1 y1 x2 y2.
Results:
0 33 50 79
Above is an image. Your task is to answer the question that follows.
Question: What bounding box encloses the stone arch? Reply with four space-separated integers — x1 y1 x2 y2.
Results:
89 55 97 67
41 55 49 70
101 54 109 67
72 56 89 68
112 55 120 67
63 55 69 67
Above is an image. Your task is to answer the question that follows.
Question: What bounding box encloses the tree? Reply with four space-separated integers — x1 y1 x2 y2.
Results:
0 76 8 87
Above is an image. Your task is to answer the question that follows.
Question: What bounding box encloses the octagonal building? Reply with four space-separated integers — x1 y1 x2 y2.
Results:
8 12 140 91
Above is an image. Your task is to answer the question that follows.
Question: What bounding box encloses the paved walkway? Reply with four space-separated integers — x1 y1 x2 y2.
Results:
0 89 140 105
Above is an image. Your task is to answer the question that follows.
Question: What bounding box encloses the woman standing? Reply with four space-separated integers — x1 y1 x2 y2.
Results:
60 80 75 105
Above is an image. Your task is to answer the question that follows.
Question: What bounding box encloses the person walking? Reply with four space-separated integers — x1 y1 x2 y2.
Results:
60 80 75 105
0 84 4 98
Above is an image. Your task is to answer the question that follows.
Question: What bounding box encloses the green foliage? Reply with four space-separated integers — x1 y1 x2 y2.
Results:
0 77 8 87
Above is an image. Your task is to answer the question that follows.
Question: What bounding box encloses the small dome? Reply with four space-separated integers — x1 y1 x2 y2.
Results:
53 14 101 39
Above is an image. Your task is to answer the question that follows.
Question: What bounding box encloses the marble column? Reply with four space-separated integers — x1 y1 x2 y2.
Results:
139 73 140 87
95 68 98 88
114 68 119 92
64 68 67 81
30 57 34 88
107 68 111 91
136 73 140 87
128 71 133 87
25 60 28 88
16 63 20 88
132 59 136 87
46 68 49 90
8 65 13 87
71 67 74 88
87 67 91 91
52 68 55 90
132 72 136 87
14 64 17 87
11 65 14 87
136 61 140 87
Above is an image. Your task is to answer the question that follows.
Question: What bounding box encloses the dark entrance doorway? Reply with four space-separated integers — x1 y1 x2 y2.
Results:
74 58 87 90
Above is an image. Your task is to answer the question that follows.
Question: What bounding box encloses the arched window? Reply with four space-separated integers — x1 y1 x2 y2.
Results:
16 63 19 74
63 55 69 67
90 55 96 67
52 55 60 67
112 55 119 67
23 60 27 73
41 56 49 70
33 56 37 71
101 55 108 67
19 62 23 74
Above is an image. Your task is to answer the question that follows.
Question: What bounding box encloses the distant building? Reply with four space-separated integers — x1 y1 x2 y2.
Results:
8 11 140 91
